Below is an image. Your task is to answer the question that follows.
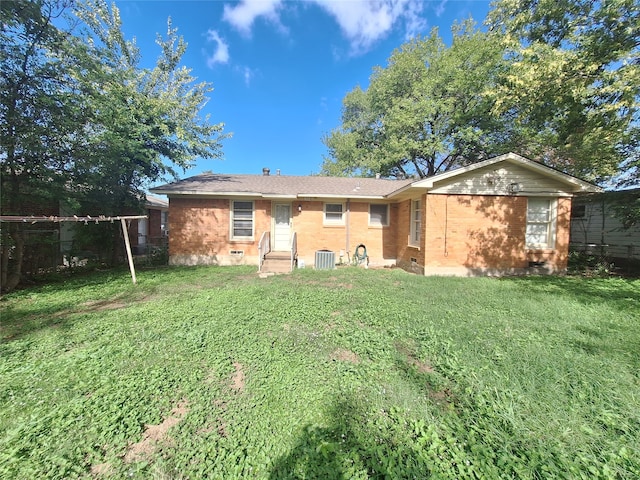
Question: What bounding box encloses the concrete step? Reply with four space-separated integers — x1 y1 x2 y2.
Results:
261 259 292 274
264 251 291 260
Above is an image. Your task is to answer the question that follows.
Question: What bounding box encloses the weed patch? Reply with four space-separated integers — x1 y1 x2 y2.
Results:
1 267 638 478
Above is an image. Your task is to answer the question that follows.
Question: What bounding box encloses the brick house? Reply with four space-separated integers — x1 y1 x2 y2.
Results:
125 195 169 255
150 153 600 276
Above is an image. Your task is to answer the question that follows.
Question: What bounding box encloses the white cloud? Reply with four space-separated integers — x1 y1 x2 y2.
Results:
206 30 230 67
221 0 427 54
315 0 427 53
223 0 284 36
242 66 256 86
232 65 259 86
434 0 448 18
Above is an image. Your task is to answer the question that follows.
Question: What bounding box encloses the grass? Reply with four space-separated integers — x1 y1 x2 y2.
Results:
1 266 639 479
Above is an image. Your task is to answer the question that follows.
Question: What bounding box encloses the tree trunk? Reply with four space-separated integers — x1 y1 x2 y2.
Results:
1 228 10 289
2 224 25 292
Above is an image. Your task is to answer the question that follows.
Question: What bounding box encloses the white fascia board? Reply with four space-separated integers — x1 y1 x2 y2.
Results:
386 183 424 199
297 193 386 200
261 194 297 199
151 191 263 197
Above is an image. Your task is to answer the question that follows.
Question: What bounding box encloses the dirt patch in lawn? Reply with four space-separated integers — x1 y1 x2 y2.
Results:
90 462 112 477
123 399 189 464
330 348 360 364
81 300 129 311
395 340 434 374
231 362 245 392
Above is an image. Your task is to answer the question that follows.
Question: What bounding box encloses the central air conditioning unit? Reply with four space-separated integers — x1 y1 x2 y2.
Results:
315 250 335 270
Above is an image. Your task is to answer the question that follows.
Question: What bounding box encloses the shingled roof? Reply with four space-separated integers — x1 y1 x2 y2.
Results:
150 173 414 198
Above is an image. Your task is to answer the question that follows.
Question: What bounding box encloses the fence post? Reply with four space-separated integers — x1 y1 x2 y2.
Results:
120 218 137 284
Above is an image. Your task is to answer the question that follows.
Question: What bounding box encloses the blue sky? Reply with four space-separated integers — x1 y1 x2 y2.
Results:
114 0 492 180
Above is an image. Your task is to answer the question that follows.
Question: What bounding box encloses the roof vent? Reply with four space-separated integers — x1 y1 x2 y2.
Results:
262 168 270 176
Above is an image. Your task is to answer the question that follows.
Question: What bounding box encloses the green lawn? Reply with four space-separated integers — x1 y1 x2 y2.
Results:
1 266 639 479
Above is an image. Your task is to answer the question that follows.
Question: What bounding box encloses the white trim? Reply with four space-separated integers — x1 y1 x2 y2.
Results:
153 192 386 200
526 197 557 249
323 202 346 225
230 199 255 241
369 203 389 227
298 193 387 200
409 198 421 247
272 202 292 250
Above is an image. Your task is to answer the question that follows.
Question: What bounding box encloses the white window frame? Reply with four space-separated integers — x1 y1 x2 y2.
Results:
409 199 421 247
323 203 345 225
369 203 389 227
161 210 169 236
526 197 557 249
230 200 254 240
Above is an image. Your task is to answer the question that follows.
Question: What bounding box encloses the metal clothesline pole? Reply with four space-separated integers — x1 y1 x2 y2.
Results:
0 215 148 285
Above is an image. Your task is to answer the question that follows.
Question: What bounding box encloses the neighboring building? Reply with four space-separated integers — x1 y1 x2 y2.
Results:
150 153 600 276
59 195 168 257
127 195 169 255
570 188 640 266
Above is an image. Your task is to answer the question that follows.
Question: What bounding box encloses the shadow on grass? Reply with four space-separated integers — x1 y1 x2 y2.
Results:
0 267 143 342
269 397 431 479
505 275 640 312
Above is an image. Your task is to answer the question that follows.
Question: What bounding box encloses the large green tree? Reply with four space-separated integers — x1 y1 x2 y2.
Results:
0 0 227 291
487 0 640 184
322 22 512 178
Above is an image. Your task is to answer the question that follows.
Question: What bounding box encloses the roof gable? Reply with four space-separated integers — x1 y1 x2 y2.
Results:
392 152 601 198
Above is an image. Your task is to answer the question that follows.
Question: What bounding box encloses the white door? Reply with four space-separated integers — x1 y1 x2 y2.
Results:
273 204 291 251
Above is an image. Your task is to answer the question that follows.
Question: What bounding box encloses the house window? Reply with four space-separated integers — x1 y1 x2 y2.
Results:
572 204 586 218
526 198 556 249
324 203 344 225
161 211 169 236
409 199 421 247
231 200 254 239
369 204 389 226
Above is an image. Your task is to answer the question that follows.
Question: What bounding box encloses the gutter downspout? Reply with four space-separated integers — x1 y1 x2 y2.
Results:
346 199 351 262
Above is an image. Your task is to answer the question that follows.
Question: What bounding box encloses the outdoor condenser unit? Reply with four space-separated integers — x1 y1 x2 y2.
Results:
315 250 336 270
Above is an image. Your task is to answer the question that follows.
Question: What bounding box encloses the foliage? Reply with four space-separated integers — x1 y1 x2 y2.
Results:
322 21 511 178
568 250 615 277
487 0 640 184
1 267 639 478
605 189 640 229
0 0 227 290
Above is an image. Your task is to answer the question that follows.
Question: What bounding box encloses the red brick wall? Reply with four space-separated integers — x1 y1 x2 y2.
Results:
423 194 527 271
395 197 426 270
293 200 394 265
168 198 272 258
416 194 571 273
168 194 572 273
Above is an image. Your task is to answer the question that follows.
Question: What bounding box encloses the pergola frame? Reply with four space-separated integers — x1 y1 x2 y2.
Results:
0 215 148 284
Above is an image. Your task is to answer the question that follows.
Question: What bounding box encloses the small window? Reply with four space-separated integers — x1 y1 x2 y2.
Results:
231 200 254 239
161 211 169 236
324 203 344 224
572 204 586 218
369 204 389 226
409 199 421 247
526 198 556 249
